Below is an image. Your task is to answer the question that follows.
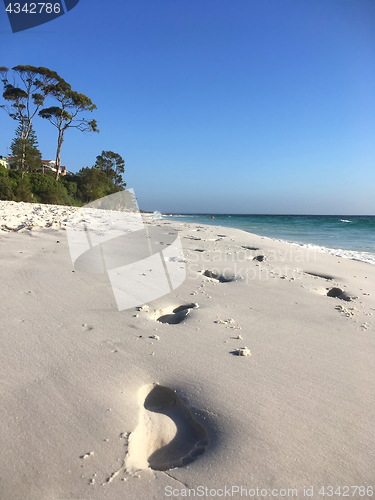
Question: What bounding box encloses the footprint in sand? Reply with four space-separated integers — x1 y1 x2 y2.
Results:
201 270 236 283
253 255 265 262
154 303 198 324
125 384 208 472
326 287 352 301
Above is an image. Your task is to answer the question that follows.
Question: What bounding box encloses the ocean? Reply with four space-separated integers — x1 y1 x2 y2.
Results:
162 214 375 265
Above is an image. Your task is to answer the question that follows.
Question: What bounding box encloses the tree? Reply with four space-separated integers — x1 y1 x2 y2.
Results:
10 123 42 176
76 167 114 203
39 83 99 180
0 65 64 173
0 65 64 141
93 150 126 187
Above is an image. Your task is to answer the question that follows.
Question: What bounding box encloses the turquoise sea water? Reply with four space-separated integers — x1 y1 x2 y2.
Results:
163 214 375 264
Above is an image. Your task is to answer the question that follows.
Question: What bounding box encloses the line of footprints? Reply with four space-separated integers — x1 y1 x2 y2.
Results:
122 268 358 475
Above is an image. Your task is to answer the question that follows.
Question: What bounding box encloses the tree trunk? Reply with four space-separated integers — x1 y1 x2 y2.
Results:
21 132 26 174
54 132 64 181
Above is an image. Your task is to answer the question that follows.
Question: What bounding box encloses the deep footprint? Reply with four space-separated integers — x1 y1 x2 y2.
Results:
157 303 198 324
202 270 235 283
326 287 352 301
125 384 208 472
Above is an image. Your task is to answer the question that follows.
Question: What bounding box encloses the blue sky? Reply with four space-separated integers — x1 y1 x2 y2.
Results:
0 0 374 214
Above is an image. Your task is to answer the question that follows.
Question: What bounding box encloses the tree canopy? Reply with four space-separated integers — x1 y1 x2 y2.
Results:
93 150 126 188
0 65 64 141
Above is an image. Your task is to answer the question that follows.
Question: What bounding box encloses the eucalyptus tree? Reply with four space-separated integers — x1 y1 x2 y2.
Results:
0 65 64 140
39 83 99 180
0 65 63 172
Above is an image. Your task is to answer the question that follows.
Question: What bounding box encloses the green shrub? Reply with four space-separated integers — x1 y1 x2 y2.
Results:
0 167 124 206
14 177 33 202
0 176 14 200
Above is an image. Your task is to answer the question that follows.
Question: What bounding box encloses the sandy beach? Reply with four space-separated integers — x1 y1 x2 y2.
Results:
1 201 374 500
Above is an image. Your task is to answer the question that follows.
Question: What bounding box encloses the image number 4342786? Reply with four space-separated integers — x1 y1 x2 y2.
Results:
3 0 79 32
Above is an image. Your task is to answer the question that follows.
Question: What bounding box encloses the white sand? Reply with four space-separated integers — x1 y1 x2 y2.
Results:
0 201 374 500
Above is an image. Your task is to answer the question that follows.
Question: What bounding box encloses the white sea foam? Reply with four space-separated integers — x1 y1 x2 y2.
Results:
340 219 352 223
276 238 375 265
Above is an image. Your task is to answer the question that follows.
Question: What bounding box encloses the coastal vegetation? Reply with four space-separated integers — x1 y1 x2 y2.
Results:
10 124 42 175
0 65 125 205
0 152 126 206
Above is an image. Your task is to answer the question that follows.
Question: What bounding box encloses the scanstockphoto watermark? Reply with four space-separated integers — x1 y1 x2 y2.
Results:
3 0 79 33
165 485 374 498
188 247 318 265
165 485 300 497
186 245 318 283
187 262 303 283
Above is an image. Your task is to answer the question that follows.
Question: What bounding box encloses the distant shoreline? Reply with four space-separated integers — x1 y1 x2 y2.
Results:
1 201 374 264
162 213 375 264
